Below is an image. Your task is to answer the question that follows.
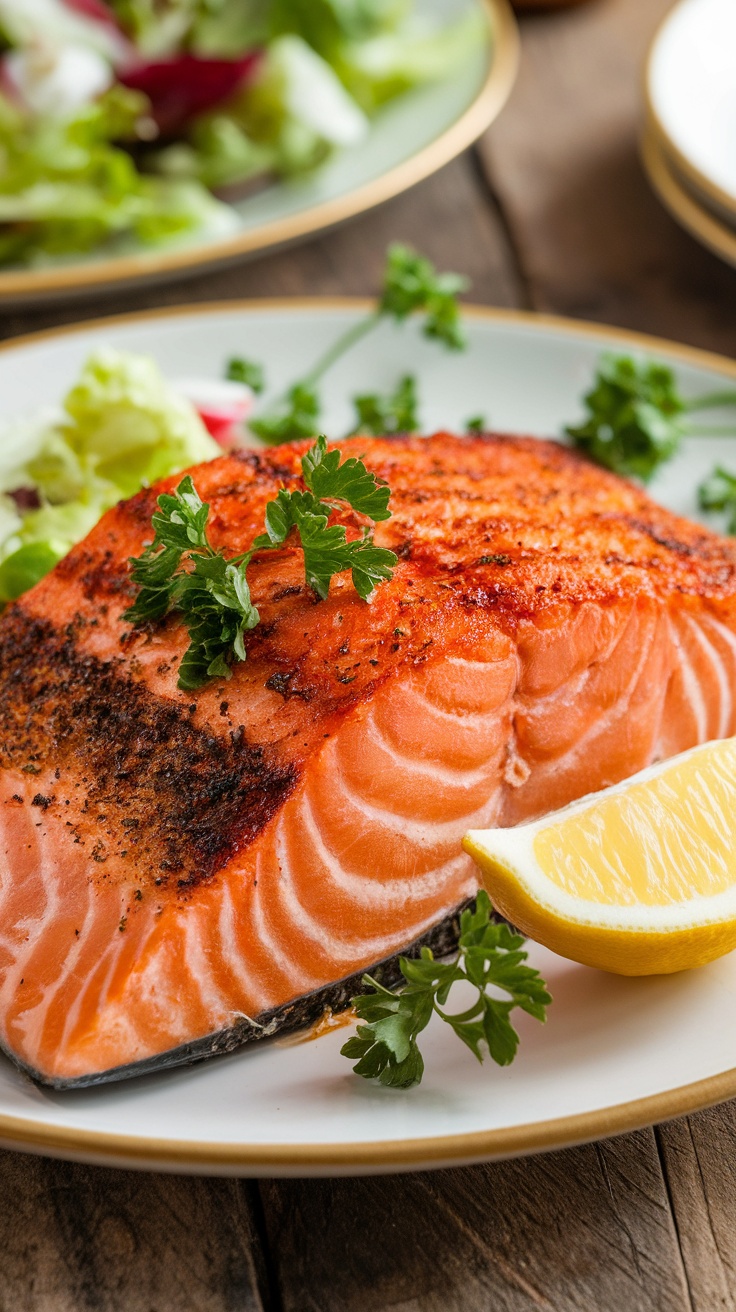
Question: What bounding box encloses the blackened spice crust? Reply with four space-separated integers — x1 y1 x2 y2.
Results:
0 608 297 890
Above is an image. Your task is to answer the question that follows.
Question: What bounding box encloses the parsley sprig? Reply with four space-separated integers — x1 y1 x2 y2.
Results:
124 436 397 690
350 374 419 437
341 892 551 1089
698 466 736 534
225 356 265 394
566 353 736 482
248 244 468 445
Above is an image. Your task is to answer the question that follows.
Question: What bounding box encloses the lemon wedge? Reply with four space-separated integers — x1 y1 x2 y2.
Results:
463 738 736 976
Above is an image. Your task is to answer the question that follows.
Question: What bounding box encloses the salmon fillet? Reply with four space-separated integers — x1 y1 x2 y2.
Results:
2 431 736 1087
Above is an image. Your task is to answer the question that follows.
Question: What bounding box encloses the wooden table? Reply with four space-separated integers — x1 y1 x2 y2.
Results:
2 0 736 1306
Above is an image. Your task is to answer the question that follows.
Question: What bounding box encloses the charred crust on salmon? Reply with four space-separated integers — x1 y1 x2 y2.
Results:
0 608 297 889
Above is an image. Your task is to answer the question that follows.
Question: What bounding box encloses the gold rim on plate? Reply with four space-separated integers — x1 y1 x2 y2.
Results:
644 0 736 228
0 0 518 307
2 298 736 1173
640 127 736 271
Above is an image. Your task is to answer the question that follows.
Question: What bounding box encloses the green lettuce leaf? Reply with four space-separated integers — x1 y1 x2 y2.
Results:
268 0 411 53
147 1 478 189
0 86 236 266
0 542 66 604
191 0 271 57
153 33 368 186
0 348 220 601
57 348 219 496
336 8 486 112
108 0 409 59
108 0 205 57
110 0 269 58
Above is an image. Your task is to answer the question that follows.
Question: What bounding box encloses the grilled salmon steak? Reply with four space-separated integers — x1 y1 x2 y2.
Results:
2 432 736 1087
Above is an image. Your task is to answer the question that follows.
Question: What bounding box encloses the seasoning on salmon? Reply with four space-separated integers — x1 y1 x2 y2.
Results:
2 432 736 1088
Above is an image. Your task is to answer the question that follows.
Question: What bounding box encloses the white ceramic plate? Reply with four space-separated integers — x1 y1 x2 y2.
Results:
640 128 736 271
2 301 736 1177
646 0 736 226
0 0 517 307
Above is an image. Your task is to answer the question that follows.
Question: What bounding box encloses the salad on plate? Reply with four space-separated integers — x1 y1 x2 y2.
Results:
0 0 483 267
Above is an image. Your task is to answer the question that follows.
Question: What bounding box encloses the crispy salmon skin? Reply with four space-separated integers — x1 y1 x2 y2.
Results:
2 432 736 1087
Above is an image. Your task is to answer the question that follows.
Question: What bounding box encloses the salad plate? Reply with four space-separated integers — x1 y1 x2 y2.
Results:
0 0 517 307
645 0 736 230
2 300 736 1174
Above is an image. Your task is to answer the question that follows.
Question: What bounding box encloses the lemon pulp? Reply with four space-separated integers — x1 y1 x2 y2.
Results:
463 738 736 976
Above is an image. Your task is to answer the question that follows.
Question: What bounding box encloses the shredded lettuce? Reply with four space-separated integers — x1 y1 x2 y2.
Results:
108 0 409 59
335 8 486 113
154 33 368 186
0 0 127 62
153 113 274 191
58 349 219 493
268 0 412 51
0 0 484 265
0 541 67 603
0 349 219 602
191 0 271 58
107 0 202 57
265 35 368 147
0 86 236 265
110 0 272 58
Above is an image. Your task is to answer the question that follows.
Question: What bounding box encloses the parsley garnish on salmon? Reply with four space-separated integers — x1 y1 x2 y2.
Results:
124 435 398 690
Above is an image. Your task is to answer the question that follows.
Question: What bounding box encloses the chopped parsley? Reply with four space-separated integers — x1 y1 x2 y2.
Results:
225 357 266 394
566 353 736 482
351 374 419 436
245 243 469 444
465 414 487 435
698 466 736 534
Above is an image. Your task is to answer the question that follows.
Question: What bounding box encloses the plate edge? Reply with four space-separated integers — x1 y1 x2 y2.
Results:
2 1065 736 1173
1 297 736 381
640 127 736 271
644 0 736 225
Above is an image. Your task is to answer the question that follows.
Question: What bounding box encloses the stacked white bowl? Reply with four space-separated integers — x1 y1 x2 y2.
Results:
643 0 736 268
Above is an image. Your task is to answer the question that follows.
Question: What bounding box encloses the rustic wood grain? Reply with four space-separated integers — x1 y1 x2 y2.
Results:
477 0 736 354
259 1131 692 1312
0 1150 269 1312
656 1105 736 1312
0 152 523 343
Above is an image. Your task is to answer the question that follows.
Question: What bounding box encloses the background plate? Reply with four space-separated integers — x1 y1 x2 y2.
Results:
2 301 736 1176
641 129 736 271
0 0 517 308
646 0 736 224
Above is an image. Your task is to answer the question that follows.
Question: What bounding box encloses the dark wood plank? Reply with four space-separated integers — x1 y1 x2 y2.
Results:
0 152 522 343
260 1131 692 1312
656 1105 736 1312
477 0 736 355
0 1149 269 1312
